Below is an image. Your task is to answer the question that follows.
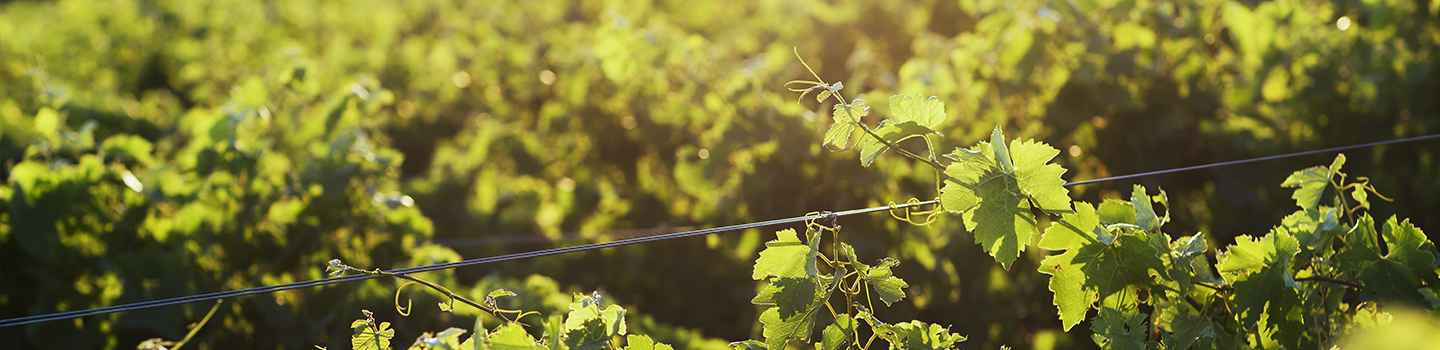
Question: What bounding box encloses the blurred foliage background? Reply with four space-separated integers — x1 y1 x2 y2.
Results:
1 0 1437 349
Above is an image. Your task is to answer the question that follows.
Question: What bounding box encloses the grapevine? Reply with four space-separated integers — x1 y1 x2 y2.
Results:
324 53 1440 350
782 52 1440 349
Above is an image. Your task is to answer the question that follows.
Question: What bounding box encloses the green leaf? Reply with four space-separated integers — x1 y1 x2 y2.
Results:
824 100 868 150
1096 199 1135 225
842 243 907 306
1336 215 1440 305
1275 207 1342 252
544 315 564 350
941 129 1071 269
1090 307 1148 350
621 335 674 350
822 122 856 151
833 99 867 124
1352 186 1371 209
1218 231 1303 349
751 277 820 318
989 127 1014 173
1039 202 1168 331
864 257 909 306
468 316 487 350
758 304 817 350
563 294 627 350
753 228 820 281
752 229 827 350
1163 310 1220 350
1281 165 1331 210
876 320 967 350
414 328 468 350
887 94 946 130
728 340 767 350
818 314 854 350
1131 185 1160 232
857 120 939 167
488 289 518 299
352 313 396 350
1161 234 1216 298
1329 154 1347 178
489 322 546 350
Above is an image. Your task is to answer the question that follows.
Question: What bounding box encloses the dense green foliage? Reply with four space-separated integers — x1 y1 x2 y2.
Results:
4 0 1440 349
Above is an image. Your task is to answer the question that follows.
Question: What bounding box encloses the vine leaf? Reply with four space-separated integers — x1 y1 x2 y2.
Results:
888 94 946 130
1336 215 1440 305
1090 307 1149 350
752 229 826 349
1281 154 1343 210
863 257 909 306
872 320 967 350
1131 185 1160 232
824 100 868 150
753 229 821 282
351 310 396 350
1038 202 1168 331
1096 199 1135 225
622 335 675 350
1161 233 1217 299
1276 207 1342 252
488 322 546 349
858 120 939 167
818 314 855 350
752 277 821 318
728 340 767 350
758 306 818 350
856 94 946 166
1351 185 1370 209
943 127 1072 269
563 293 627 350
1163 311 1222 350
414 328 468 350
1217 231 1303 349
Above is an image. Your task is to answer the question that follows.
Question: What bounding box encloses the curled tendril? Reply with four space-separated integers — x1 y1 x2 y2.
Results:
888 198 942 226
394 281 420 316
785 47 843 105
804 211 839 234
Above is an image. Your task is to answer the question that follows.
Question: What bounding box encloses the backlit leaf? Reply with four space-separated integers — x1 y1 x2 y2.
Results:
941 128 1071 268
621 335 674 350
1336 215 1440 305
1218 231 1303 349
489 322 545 350
753 229 820 281
858 120 939 167
887 94 946 130
1281 158 1336 210
818 314 854 350
864 257 909 306
352 315 396 350
1131 185 1159 232
1039 202 1168 331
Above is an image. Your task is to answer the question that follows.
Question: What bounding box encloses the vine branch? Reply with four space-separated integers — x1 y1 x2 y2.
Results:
1295 276 1364 289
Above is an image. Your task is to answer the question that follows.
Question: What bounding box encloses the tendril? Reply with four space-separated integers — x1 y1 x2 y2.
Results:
887 198 942 226
394 281 420 316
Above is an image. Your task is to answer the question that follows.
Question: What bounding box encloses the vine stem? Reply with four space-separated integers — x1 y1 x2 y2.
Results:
1191 281 1226 291
1295 276 1364 289
337 264 529 325
169 299 223 350
790 48 949 178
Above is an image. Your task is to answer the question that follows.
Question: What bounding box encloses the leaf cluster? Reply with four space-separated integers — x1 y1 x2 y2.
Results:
793 68 1440 348
734 222 964 350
